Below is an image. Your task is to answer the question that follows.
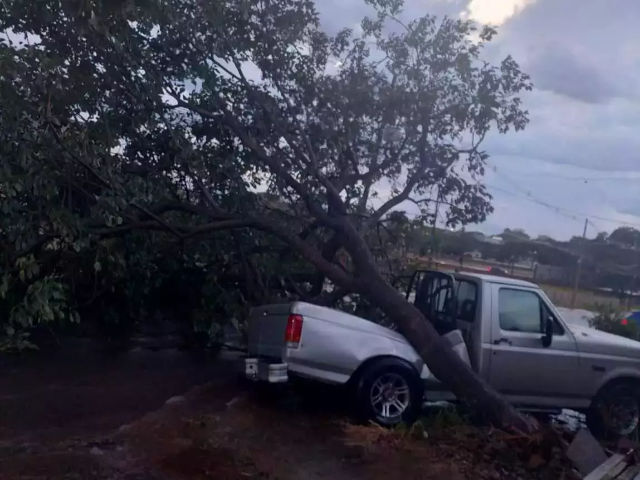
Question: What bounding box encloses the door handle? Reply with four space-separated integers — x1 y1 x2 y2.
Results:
493 338 512 345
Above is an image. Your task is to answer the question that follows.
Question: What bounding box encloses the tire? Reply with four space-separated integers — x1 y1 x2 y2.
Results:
353 358 423 427
586 381 640 440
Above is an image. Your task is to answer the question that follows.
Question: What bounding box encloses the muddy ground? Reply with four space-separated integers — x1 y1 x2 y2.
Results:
0 349 576 480
0 347 224 445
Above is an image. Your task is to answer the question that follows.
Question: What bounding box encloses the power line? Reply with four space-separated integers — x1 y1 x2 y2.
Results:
487 184 584 222
586 213 640 230
470 167 640 279
491 170 584 220
488 166 640 183
486 185 640 270
491 183 640 230
486 170 640 230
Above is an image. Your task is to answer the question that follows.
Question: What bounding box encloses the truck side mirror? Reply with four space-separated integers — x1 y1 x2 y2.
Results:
541 316 553 348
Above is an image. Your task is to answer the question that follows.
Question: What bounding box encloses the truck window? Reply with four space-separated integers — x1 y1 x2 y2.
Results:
498 289 544 333
498 288 565 334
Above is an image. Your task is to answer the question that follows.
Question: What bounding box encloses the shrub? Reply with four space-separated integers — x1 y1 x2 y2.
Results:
589 303 638 340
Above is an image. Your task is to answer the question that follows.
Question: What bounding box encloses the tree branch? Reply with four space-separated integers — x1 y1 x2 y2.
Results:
407 196 461 210
369 133 432 224
215 35 347 215
49 124 185 238
175 96 338 227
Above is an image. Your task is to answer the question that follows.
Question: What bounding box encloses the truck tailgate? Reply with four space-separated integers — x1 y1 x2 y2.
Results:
247 303 293 359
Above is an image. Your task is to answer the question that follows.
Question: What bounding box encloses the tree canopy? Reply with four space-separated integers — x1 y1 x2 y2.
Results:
1 0 536 430
609 227 640 248
1 0 531 336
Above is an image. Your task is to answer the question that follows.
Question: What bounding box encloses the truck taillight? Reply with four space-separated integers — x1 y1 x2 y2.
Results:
285 314 303 347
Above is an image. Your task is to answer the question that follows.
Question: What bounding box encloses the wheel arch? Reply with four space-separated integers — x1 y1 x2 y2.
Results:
347 355 422 390
595 371 640 397
595 374 640 397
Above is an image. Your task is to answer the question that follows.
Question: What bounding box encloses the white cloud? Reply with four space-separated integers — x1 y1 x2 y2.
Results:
462 0 536 26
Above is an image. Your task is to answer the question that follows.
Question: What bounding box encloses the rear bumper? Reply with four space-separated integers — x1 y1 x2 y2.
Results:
241 356 289 383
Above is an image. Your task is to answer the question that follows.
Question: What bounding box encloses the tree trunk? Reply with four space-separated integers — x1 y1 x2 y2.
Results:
336 223 536 433
260 216 534 432
357 274 536 432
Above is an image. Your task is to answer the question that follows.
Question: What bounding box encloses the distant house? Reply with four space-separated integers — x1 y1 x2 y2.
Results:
470 232 503 245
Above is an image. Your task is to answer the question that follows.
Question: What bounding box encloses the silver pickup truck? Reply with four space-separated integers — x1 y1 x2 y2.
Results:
243 270 640 438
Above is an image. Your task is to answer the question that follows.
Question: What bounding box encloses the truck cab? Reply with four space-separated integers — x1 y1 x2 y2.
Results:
409 271 640 419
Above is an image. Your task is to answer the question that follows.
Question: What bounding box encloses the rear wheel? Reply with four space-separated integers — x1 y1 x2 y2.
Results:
586 381 640 440
354 359 423 427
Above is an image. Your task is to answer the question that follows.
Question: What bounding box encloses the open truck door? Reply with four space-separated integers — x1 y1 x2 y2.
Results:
404 270 458 335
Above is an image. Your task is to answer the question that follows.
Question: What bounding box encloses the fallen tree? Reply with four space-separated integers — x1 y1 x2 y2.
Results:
1 0 534 430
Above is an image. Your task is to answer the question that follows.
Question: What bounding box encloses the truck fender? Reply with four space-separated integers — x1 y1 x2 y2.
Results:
347 355 423 391
595 370 640 396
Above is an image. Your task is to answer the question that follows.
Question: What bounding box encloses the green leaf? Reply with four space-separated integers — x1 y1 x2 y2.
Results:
42 305 54 321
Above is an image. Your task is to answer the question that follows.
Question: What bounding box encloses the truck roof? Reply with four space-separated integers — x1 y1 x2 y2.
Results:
453 271 538 288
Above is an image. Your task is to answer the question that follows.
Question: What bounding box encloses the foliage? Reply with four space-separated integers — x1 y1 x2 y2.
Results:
609 227 640 248
589 303 638 340
374 211 435 260
422 405 471 430
500 228 530 241
0 0 533 350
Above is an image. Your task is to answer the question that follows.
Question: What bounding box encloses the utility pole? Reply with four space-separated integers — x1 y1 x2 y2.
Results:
570 218 589 308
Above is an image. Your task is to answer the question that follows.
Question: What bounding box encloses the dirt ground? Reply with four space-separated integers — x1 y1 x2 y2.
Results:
0 348 580 480
0 347 224 445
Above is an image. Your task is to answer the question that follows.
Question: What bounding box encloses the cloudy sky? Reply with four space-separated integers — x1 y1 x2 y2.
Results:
315 0 640 240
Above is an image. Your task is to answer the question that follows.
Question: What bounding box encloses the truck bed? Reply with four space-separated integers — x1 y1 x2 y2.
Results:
244 301 472 386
